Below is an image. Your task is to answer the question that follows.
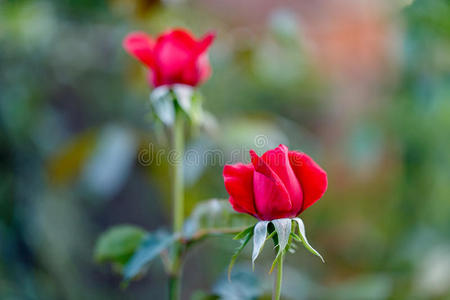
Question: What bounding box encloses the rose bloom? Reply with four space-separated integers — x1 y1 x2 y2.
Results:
123 28 215 87
223 144 327 221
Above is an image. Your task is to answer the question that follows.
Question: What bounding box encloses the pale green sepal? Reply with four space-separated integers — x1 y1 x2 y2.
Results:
149 86 175 126
172 84 193 113
269 248 284 274
293 217 325 263
252 221 269 267
272 218 292 255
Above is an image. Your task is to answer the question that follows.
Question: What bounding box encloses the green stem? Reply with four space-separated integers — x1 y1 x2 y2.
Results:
169 105 185 300
168 273 180 300
172 107 184 234
273 252 284 300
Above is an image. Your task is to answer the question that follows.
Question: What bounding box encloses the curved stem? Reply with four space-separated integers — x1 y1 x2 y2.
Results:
169 106 184 300
273 252 284 300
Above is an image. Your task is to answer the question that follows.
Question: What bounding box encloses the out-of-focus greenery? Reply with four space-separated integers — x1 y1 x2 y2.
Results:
1 0 449 299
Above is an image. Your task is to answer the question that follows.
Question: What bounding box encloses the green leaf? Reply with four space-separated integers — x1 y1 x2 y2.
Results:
228 229 253 280
123 230 176 280
94 225 147 266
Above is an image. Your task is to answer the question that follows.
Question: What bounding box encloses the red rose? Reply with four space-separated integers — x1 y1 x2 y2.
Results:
223 144 327 221
123 28 215 87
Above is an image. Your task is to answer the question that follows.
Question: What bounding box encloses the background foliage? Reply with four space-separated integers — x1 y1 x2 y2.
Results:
1 0 449 299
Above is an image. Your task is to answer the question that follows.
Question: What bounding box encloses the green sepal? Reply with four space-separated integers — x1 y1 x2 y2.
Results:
149 87 175 126
269 249 285 274
292 218 325 263
149 84 205 128
291 231 324 262
265 230 276 241
233 225 255 240
228 228 254 280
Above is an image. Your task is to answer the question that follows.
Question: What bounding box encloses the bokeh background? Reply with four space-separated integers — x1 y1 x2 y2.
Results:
1 0 450 299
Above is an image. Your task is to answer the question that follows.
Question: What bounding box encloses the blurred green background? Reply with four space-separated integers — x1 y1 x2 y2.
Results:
1 0 449 299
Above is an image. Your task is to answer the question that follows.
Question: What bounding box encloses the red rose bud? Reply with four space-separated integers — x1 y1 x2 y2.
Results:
223 144 327 221
123 28 215 87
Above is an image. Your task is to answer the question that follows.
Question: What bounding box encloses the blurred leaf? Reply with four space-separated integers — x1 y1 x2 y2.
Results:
94 225 147 266
123 230 175 280
183 199 254 239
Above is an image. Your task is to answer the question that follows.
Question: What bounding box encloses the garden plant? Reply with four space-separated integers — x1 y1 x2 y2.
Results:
95 28 328 300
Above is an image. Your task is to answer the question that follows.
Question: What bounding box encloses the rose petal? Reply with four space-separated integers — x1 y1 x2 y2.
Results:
195 53 211 84
262 144 303 216
196 32 215 55
123 32 155 68
223 163 257 216
250 150 292 220
152 29 196 85
191 33 215 84
180 32 215 85
288 151 327 213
